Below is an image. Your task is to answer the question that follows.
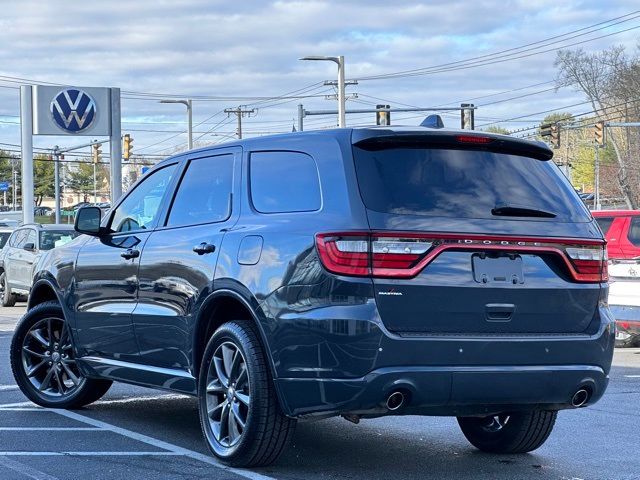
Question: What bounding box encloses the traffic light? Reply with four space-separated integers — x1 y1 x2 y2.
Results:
594 121 605 147
550 124 561 149
91 143 102 164
123 134 134 160
376 105 391 126
540 123 552 138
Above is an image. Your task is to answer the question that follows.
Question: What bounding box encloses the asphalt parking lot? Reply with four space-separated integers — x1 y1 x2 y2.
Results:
1 305 639 480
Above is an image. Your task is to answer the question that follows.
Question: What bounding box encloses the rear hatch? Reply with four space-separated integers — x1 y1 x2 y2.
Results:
320 130 606 335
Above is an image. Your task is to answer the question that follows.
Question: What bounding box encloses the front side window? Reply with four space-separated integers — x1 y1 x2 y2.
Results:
628 217 640 247
167 154 234 227
250 151 321 214
39 230 81 251
110 164 176 233
24 229 36 248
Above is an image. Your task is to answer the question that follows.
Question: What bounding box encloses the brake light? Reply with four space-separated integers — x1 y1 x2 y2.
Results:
316 232 607 282
455 135 493 144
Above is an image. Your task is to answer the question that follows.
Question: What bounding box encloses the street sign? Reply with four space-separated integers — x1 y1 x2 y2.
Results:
0 182 9 192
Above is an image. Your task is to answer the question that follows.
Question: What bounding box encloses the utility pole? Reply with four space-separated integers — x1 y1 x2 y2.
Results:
224 106 256 139
300 55 347 127
53 145 61 223
594 145 601 211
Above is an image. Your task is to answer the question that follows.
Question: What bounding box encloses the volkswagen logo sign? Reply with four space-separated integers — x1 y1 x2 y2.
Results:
50 88 96 133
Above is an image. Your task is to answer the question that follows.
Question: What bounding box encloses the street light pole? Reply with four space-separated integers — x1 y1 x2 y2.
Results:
159 99 193 149
300 55 346 127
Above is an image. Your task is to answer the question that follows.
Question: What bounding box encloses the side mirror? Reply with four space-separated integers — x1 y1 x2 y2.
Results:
75 206 103 236
23 242 35 252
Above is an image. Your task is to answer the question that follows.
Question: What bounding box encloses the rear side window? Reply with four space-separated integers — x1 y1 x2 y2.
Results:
250 151 321 213
595 217 615 235
167 155 234 227
628 217 640 246
353 146 590 222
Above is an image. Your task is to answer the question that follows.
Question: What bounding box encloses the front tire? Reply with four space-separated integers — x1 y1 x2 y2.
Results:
198 320 296 467
1 272 17 307
10 301 112 408
457 410 557 453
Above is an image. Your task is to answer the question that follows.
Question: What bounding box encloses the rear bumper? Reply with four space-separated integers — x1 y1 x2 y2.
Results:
272 304 615 418
276 364 608 417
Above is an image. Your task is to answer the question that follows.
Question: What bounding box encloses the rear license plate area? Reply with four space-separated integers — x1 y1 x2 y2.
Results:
472 253 524 284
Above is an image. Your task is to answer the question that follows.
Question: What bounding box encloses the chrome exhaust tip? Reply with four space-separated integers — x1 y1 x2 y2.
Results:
571 388 589 407
386 391 405 411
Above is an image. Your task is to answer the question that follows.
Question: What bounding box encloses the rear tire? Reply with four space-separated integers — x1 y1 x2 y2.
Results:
198 320 296 467
457 410 557 453
1 272 17 307
10 301 112 408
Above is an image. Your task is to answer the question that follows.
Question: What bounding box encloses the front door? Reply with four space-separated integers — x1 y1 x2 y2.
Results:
135 150 239 370
74 163 178 360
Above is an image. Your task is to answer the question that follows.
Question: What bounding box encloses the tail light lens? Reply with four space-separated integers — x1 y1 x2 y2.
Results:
316 232 608 282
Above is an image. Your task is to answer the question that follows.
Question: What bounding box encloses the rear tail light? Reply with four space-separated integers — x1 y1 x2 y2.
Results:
316 232 607 282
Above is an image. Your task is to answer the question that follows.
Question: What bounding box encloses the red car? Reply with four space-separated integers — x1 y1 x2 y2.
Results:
592 210 640 259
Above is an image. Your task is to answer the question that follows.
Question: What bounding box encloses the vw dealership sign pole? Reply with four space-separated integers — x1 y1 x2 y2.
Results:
20 85 122 224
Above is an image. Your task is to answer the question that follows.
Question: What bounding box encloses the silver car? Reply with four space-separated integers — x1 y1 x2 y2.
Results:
0 224 80 306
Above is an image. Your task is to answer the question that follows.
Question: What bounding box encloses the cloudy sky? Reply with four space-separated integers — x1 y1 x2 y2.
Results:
0 0 639 158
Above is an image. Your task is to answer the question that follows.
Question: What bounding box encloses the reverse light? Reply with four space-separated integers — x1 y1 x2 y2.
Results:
316 232 608 282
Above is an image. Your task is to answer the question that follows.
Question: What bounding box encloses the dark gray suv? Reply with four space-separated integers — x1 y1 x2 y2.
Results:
10 124 614 467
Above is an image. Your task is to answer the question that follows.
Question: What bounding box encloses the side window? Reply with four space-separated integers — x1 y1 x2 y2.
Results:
250 151 321 213
24 229 37 248
628 217 640 247
595 217 615 235
109 164 177 233
9 229 25 248
166 154 234 227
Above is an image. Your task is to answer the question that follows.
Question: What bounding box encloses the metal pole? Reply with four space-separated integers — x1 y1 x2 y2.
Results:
237 108 242 139
93 162 97 204
187 99 193 150
109 87 122 202
20 85 34 224
298 104 304 132
11 162 16 211
594 145 601 210
337 56 346 127
54 146 61 224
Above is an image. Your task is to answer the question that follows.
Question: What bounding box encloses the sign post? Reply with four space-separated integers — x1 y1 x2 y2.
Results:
20 86 35 224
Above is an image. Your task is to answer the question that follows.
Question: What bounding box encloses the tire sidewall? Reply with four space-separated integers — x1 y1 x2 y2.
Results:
198 321 265 462
10 302 88 407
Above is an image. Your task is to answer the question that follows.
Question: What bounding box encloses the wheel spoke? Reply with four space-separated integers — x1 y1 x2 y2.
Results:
235 364 248 389
61 363 80 386
221 344 235 379
218 402 230 443
29 330 49 348
231 401 246 429
206 379 226 394
53 366 64 394
208 399 227 419
39 365 55 392
228 405 240 443
47 319 53 346
26 359 47 377
23 347 46 359
213 356 229 387
235 391 250 407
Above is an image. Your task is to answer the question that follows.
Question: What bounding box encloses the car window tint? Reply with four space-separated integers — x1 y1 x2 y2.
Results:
628 217 640 247
110 164 177 233
167 154 234 227
250 151 321 213
595 217 614 235
0 232 10 248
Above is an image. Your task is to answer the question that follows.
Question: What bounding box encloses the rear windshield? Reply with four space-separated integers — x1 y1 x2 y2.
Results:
352 146 590 222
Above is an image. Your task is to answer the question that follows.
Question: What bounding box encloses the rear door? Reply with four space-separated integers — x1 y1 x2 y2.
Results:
135 149 239 370
13 228 38 289
622 216 640 258
350 134 604 335
5 229 26 287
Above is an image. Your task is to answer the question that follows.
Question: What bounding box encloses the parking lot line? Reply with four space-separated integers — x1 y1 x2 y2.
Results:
0 385 18 392
0 456 61 480
0 451 184 456
0 427 103 431
52 408 278 480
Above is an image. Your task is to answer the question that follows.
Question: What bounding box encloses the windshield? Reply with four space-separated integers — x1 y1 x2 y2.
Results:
39 230 80 251
352 146 591 222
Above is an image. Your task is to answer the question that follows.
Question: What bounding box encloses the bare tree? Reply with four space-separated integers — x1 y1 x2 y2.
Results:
555 46 639 208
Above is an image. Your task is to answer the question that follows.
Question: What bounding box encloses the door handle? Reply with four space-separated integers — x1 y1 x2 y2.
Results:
193 242 216 255
121 248 140 260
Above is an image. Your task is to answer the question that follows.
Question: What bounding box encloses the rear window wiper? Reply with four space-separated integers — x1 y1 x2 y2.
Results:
491 203 557 218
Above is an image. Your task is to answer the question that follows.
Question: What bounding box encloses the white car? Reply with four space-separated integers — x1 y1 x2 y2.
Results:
608 259 640 347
